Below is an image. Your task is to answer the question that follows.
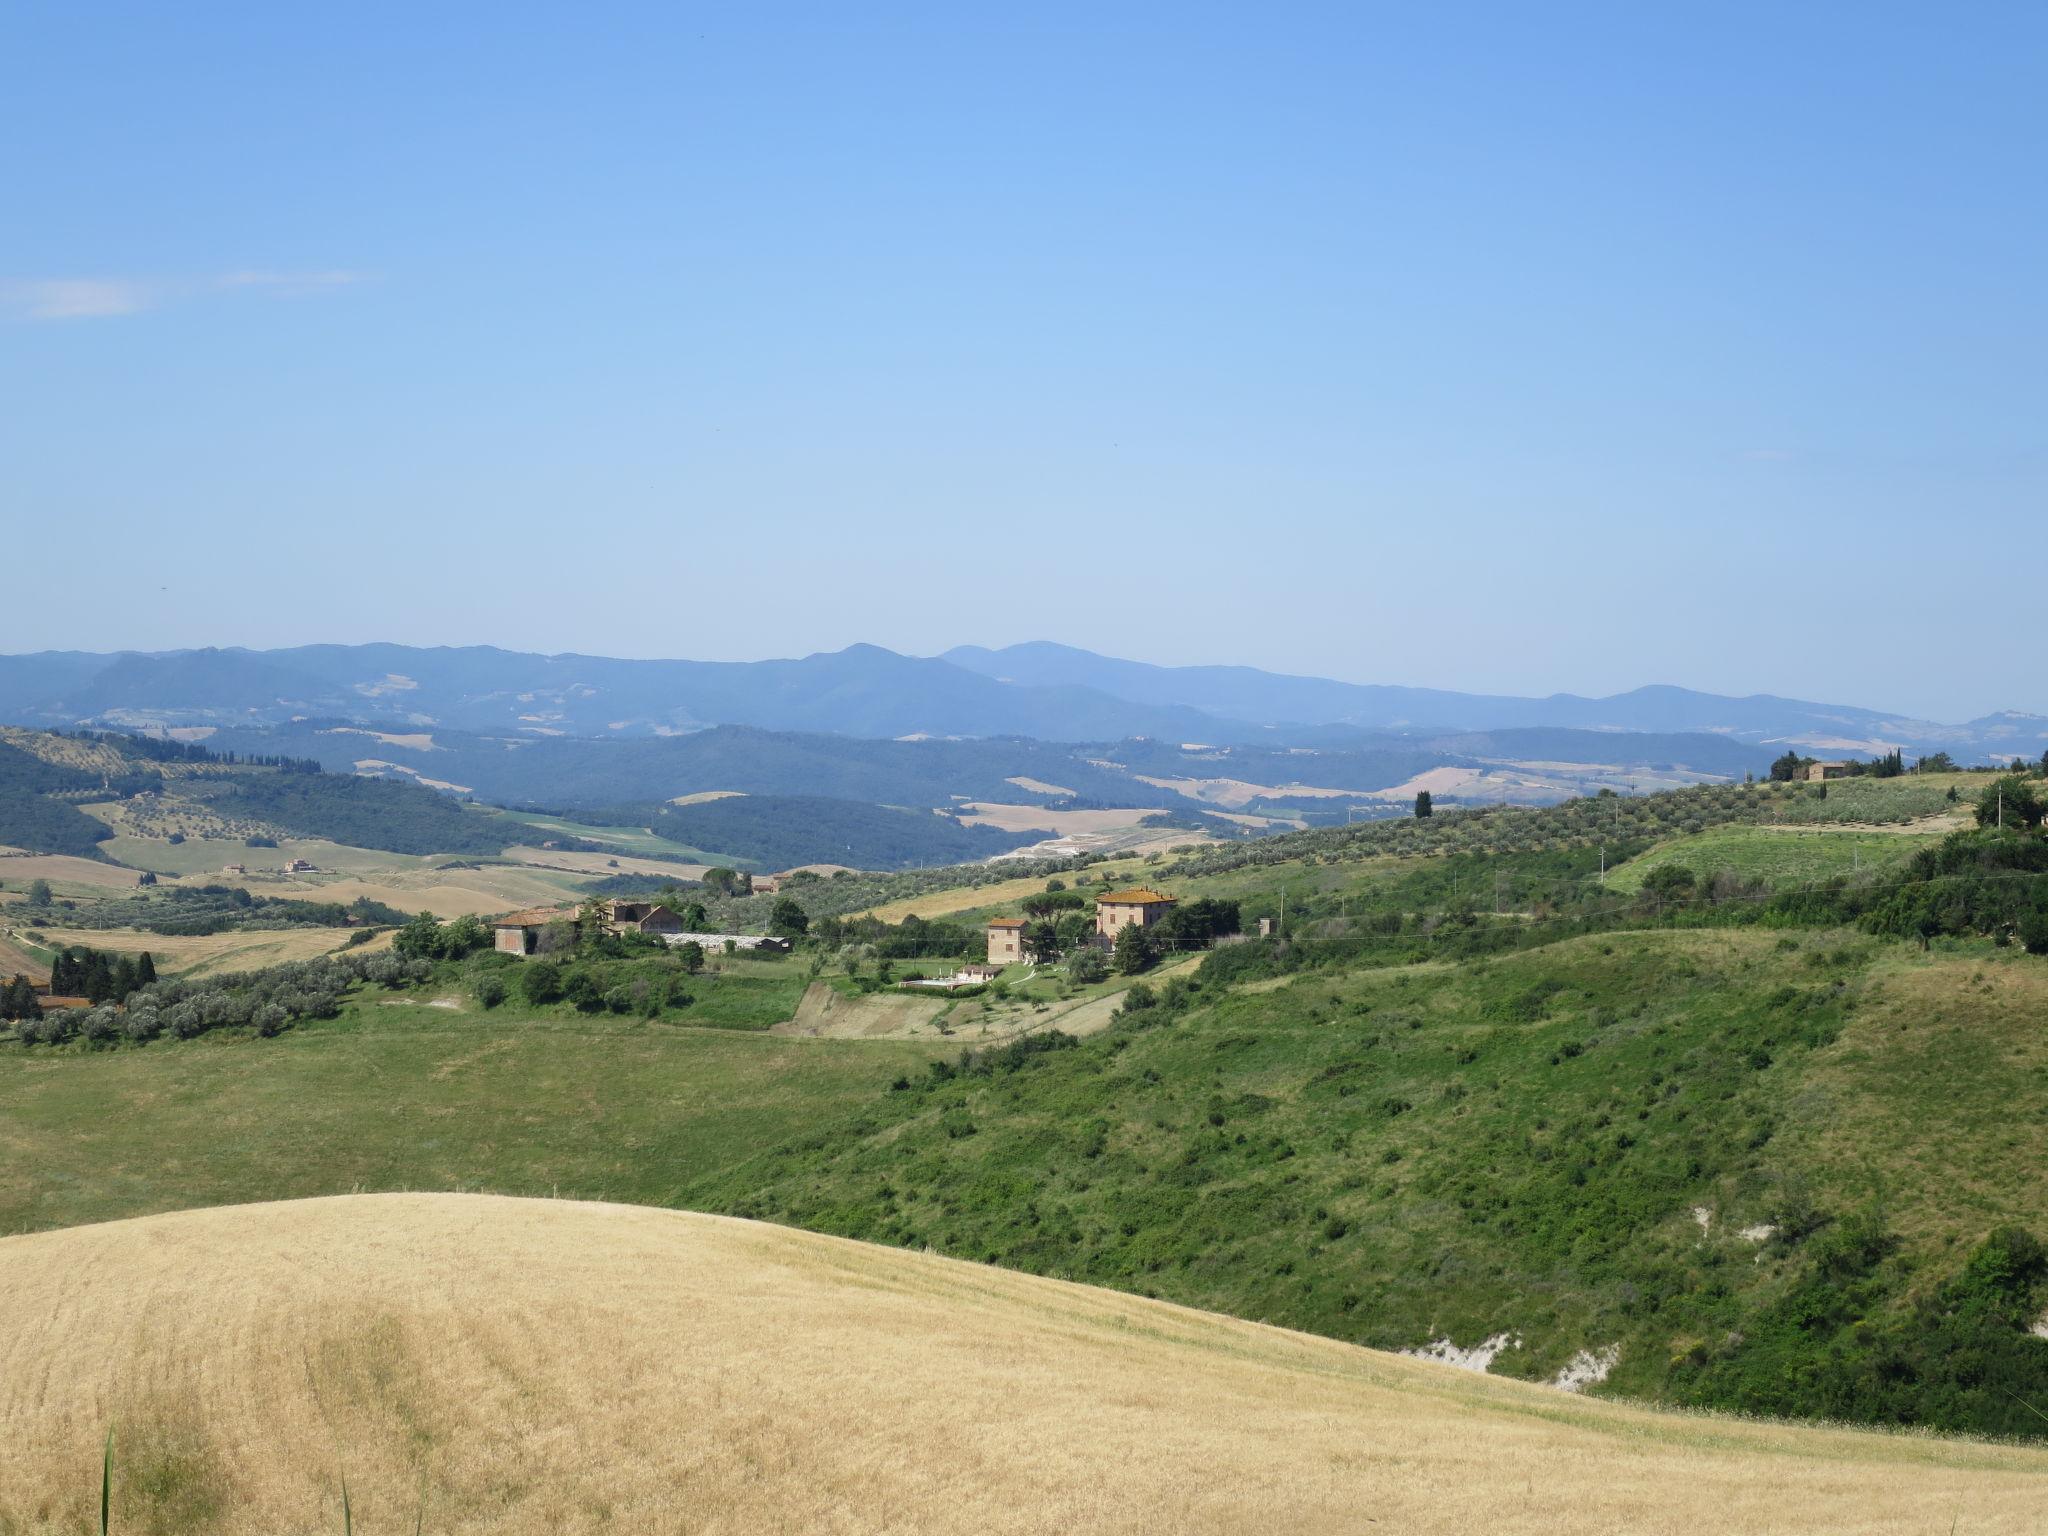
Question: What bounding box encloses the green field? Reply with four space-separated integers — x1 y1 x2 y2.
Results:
0 987 934 1236
1603 824 1937 893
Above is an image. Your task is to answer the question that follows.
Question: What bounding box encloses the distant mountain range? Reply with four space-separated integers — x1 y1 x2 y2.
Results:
0 641 2039 760
945 643 2048 759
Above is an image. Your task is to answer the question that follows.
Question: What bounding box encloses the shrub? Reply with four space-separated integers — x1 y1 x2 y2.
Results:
474 975 508 1009
521 960 564 1005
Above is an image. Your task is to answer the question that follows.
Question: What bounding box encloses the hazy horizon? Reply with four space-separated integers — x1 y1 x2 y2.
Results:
7 4 2043 721
3 635 2035 726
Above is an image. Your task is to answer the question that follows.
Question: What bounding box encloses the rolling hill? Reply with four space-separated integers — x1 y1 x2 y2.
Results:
3 1194 2041 1535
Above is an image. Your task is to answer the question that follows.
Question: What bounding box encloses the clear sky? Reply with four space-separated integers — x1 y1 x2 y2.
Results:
4 3 2042 721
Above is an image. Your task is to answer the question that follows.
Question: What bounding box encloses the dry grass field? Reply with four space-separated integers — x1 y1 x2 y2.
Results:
0 852 150 895
0 1194 2042 1536
19 925 390 977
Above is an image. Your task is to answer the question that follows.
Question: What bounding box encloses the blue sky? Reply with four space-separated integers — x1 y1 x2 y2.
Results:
4 3 2042 721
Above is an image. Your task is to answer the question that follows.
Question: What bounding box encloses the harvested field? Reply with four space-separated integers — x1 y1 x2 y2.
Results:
1 1193 2042 1535
956 801 1155 836
502 845 710 880
1134 773 1360 807
22 925 386 977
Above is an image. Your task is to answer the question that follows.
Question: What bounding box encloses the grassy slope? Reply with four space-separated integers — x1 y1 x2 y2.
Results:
9 1195 2043 1536
1603 824 1938 893
682 927 2048 1414
0 989 931 1235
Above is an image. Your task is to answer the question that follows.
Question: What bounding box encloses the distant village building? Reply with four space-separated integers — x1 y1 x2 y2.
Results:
1804 761 1855 782
749 873 783 896
282 857 315 874
222 863 247 876
607 900 685 937
1094 887 1177 942
985 917 1027 966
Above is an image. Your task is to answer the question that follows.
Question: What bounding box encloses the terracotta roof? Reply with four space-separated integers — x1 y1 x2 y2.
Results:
1095 888 1174 905
493 906 578 928
985 917 1028 928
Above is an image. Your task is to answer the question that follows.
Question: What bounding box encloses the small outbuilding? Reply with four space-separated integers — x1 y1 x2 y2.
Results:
493 906 577 956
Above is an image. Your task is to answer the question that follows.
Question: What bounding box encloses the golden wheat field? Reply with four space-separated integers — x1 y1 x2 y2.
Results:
2 1196 2045 1535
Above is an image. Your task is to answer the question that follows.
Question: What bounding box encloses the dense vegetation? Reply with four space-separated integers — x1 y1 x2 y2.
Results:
0 739 118 857
194 771 511 855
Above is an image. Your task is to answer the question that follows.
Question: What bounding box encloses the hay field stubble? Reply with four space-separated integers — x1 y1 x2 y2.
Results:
1 1194 2044 1535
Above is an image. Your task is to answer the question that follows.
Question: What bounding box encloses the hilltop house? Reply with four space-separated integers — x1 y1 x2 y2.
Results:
1804 761 1855 782
985 917 1026 966
1094 887 1176 942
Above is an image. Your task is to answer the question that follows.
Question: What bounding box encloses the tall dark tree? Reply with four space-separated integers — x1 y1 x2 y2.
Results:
1414 790 1433 819
767 897 810 939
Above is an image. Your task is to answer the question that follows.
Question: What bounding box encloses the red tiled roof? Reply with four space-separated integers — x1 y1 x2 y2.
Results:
1095 888 1174 905
985 917 1027 928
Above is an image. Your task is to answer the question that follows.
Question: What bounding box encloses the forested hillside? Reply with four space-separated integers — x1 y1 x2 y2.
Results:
0 729 512 859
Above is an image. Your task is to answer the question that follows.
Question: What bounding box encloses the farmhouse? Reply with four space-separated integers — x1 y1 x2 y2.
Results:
749 873 783 896
1094 887 1177 941
492 906 577 956
985 917 1027 965
606 900 685 937
282 857 315 874
1804 761 1855 782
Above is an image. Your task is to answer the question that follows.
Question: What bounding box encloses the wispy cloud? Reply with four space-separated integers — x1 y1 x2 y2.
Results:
8 278 159 320
2 269 370 322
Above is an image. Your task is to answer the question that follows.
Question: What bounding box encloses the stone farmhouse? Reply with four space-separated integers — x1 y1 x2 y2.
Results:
1093 887 1177 941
